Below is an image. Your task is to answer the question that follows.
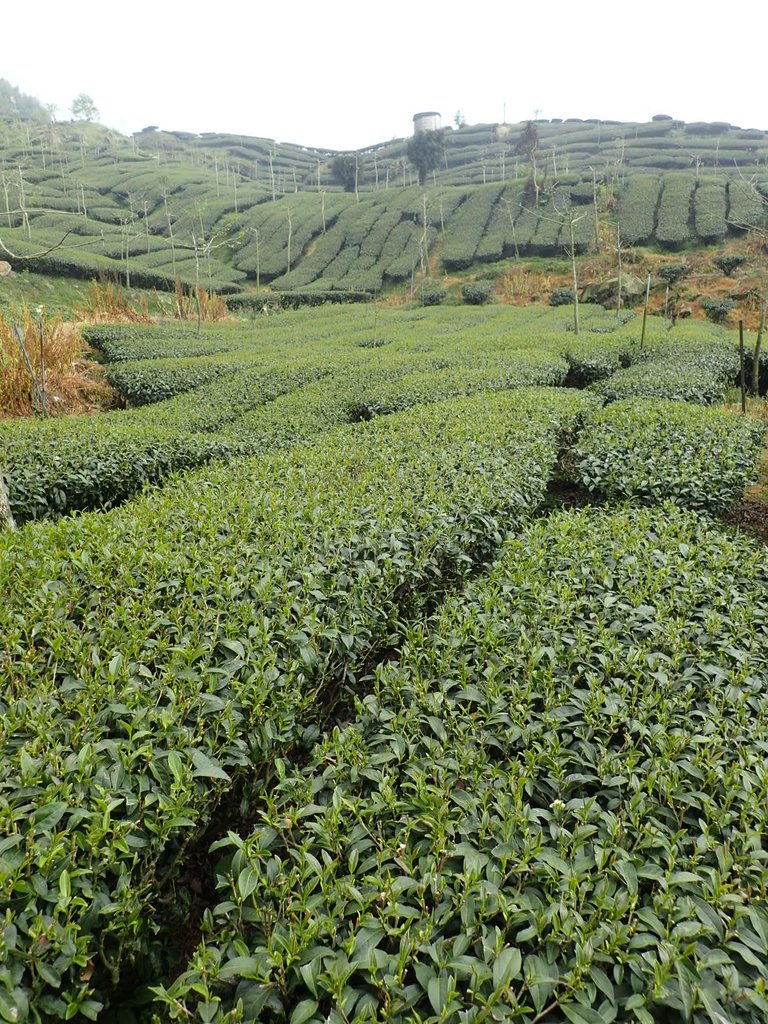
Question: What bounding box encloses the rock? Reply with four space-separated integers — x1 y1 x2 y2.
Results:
581 273 645 309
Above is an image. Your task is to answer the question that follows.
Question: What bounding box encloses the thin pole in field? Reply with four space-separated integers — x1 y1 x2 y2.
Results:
640 274 650 350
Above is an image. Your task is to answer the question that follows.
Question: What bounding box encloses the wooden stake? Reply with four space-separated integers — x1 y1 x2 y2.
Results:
739 320 747 414
640 274 650 350
0 471 15 532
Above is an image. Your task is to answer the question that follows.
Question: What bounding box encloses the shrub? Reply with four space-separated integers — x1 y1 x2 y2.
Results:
728 179 765 231
573 397 763 512
617 174 661 244
549 286 574 306
657 262 688 284
655 172 695 249
417 281 447 305
713 253 746 276
700 296 736 322
589 338 738 405
157 503 768 1023
461 280 493 305
693 180 727 241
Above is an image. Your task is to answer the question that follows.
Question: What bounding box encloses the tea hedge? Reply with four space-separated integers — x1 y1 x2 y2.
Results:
0 361 333 522
618 174 661 244
693 180 727 242
572 398 764 513
589 338 739 405
656 174 695 249
157 504 768 1023
104 360 240 406
442 186 504 269
0 388 592 1020
727 179 766 230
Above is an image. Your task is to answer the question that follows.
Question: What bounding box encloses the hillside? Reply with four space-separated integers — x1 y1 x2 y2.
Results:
1 114 767 300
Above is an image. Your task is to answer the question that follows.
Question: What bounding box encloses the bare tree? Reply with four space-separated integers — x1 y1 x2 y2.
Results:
515 121 540 206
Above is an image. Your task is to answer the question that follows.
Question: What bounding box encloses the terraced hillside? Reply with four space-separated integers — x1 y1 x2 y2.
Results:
1 116 767 298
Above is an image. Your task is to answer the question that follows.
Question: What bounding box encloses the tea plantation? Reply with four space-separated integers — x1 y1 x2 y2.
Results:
1 115 767 298
1 304 767 1024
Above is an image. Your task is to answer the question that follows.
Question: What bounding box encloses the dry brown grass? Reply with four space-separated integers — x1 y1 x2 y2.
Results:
157 279 231 322
497 266 554 304
0 307 111 417
74 279 153 323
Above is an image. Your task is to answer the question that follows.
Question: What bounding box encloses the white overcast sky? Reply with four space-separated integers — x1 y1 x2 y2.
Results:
3 1 766 150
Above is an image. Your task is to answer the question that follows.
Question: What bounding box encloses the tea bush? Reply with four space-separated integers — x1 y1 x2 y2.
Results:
589 338 738 405
158 504 768 1023
693 180 727 241
618 174 661 244
0 389 591 1018
573 397 764 512
700 296 736 323
461 281 493 305
656 173 695 249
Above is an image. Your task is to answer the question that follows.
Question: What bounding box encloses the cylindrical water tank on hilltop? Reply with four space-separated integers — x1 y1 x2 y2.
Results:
413 111 441 134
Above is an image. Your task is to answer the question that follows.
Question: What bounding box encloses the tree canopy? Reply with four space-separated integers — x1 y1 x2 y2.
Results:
406 130 446 186
0 78 48 121
330 154 363 193
71 93 99 122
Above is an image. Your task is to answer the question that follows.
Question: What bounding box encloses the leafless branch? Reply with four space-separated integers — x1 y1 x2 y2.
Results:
0 230 75 261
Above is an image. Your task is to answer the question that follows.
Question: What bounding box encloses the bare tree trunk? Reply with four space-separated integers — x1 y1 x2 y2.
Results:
753 286 768 394
163 189 176 278
591 167 600 252
570 216 580 336
503 199 520 260
0 472 15 532
1 173 12 227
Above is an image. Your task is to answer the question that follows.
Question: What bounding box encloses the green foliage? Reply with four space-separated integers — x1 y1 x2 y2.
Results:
104 360 237 405
330 154 362 192
656 173 696 249
1 115 766 297
0 78 49 121
0 387 591 1016
4 310 591 522
274 290 374 309
417 281 447 305
713 253 747 276
590 336 738 404
618 174 661 244
0 302 764 1021
460 280 493 305
700 296 736 322
727 179 766 230
156 503 768 1023
406 129 446 186
573 397 764 512
441 185 504 269
549 286 574 306
0 417 245 522
70 93 99 122
693 179 727 241
562 335 635 385
514 119 539 160
657 262 688 284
